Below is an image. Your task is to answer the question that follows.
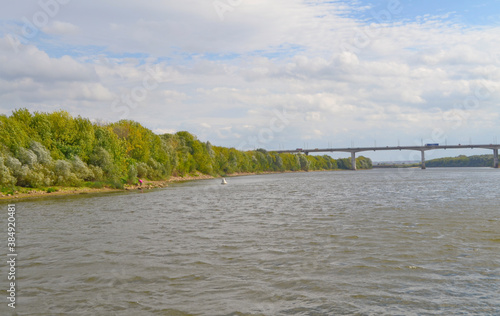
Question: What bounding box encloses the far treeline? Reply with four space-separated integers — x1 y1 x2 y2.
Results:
423 155 496 168
0 109 372 190
375 154 495 168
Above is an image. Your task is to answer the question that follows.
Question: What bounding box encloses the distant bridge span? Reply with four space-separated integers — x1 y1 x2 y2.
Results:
271 144 500 170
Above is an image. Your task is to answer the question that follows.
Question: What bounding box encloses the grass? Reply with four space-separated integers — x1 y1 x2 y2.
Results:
1 187 15 196
88 181 105 189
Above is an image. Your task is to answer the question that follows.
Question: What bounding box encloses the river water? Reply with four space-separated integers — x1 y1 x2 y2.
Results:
1 168 499 315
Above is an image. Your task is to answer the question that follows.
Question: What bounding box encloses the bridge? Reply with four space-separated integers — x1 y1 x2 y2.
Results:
272 144 500 170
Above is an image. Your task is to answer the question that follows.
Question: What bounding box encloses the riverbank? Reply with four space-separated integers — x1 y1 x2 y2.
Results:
0 170 320 201
0 172 209 201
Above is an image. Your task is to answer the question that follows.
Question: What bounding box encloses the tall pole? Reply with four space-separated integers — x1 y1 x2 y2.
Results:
421 150 426 169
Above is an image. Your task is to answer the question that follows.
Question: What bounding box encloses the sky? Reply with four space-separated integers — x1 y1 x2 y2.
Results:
1 0 500 161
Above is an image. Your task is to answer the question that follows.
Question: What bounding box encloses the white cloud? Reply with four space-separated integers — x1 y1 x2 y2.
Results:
0 40 96 82
1 1 500 158
153 128 176 135
42 21 79 35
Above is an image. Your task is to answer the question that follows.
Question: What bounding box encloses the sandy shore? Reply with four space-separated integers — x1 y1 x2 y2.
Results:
0 170 300 201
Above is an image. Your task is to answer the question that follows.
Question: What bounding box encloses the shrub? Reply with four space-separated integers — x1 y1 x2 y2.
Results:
89 165 104 181
0 157 16 187
16 163 52 187
4 156 23 177
17 147 38 167
107 178 124 189
30 141 52 165
71 156 93 180
89 147 113 174
54 160 72 178
21 169 45 188
127 164 137 184
54 160 81 186
89 181 105 189
137 162 150 179
147 158 167 180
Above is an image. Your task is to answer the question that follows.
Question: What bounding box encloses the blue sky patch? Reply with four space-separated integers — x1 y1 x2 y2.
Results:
344 0 500 26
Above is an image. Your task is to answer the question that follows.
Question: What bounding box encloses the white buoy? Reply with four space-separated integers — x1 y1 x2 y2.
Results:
221 178 227 185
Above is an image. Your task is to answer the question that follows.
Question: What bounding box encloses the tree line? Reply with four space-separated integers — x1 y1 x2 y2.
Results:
0 109 372 190
424 154 495 168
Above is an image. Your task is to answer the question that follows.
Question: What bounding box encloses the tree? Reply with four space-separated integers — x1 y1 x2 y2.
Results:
0 109 374 191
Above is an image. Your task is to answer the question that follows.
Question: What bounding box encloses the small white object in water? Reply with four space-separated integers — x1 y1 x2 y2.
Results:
221 178 227 185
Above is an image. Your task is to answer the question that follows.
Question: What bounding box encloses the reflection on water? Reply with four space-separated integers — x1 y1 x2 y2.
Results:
1 168 499 315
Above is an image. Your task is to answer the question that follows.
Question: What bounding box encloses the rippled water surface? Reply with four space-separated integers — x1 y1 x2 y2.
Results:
1 168 499 315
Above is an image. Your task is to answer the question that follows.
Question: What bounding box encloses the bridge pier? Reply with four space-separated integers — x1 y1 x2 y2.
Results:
351 151 357 170
494 149 499 168
421 150 426 169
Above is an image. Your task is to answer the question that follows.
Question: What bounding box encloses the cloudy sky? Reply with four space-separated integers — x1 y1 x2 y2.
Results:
1 0 500 161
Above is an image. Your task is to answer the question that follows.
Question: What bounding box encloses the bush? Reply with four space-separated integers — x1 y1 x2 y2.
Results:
20 168 45 188
89 181 105 189
127 164 137 184
71 156 93 180
147 158 167 180
30 141 52 165
137 162 150 179
107 178 124 189
17 147 38 167
89 147 113 174
0 157 16 187
54 160 81 186
89 165 104 181
4 156 23 177
54 160 72 178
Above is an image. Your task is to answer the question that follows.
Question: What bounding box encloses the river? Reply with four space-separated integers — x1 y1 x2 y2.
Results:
1 168 499 315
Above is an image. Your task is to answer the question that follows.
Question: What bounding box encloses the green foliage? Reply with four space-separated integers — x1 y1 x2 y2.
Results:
107 178 125 189
54 160 82 186
299 154 310 171
425 154 494 167
356 156 372 169
16 147 38 167
127 163 138 184
30 141 53 165
90 147 114 174
89 181 105 189
0 109 372 190
0 110 31 153
71 156 94 181
4 156 23 178
0 157 16 188
1 187 15 196
336 158 351 170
